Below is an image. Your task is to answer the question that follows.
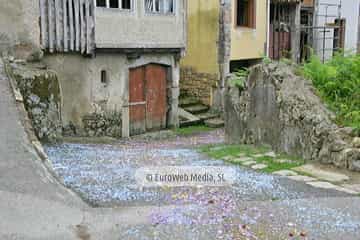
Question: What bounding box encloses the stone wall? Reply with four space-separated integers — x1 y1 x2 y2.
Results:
81 112 122 138
225 62 360 171
5 60 62 143
180 66 219 106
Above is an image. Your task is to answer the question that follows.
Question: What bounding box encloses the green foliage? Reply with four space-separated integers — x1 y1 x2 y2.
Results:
229 68 249 90
302 53 360 129
174 125 213 136
262 57 272 64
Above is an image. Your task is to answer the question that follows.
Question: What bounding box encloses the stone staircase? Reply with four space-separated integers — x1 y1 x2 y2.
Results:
178 97 224 128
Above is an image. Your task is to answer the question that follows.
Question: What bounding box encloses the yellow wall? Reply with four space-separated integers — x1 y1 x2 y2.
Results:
231 0 268 60
180 0 220 75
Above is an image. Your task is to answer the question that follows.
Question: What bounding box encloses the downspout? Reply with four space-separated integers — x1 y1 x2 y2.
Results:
266 0 270 57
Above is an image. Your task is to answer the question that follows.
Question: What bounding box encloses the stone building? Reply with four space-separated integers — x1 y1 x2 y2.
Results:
180 0 268 110
0 0 187 138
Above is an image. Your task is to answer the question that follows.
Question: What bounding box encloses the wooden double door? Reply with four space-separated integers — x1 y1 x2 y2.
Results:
129 64 168 135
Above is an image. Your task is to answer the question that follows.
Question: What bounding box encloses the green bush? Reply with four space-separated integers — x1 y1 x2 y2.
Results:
229 68 249 90
302 53 360 129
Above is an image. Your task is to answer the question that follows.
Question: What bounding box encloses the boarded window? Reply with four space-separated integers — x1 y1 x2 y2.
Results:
236 0 256 28
145 0 174 14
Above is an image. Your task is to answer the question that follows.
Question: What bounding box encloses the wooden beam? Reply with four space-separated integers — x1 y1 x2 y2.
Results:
55 0 62 51
85 0 91 54
69 0 74 51
74 0 80 51
80 0 86 54
63 0 68 51
40 0 47 48
48 0 54 52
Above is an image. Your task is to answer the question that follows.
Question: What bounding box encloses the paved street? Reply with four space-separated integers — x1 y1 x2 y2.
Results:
2 58 360 239
45 131 360 240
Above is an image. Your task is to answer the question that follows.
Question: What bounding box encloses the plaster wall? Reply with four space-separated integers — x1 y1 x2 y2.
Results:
231 0 268 60
95 0 186 49
180 0 220 75
43 53 179 135
0 0 41 53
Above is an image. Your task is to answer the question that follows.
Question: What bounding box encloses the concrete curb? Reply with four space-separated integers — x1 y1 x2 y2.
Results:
3 60 23 102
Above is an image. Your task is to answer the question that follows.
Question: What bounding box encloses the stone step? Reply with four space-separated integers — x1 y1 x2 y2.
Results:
195 112 220 122
204 118 225 128
179 119 202 127
179 97 200 108
184 104 209 115
178 108 202 127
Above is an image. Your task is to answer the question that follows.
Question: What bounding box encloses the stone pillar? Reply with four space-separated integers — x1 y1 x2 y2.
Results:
167 55 180 128
122 68 130 138
214 0 232 112
291 3 301 63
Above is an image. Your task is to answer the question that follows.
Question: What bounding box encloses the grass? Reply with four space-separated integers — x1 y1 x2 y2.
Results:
199 144 269 159
199 144 305 173
174 125 214 136
256 156 305 173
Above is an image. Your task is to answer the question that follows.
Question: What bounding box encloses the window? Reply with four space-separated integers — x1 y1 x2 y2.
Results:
101 70 108 85
109 0 119 8
145 0 174 14
236 0 256 28
96 0 132 10
333 18 346 53
96 0 106 7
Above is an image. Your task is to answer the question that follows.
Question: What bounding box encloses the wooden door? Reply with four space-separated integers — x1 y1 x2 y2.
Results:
129 64 167 135
129 67 146 135
145 64 167 131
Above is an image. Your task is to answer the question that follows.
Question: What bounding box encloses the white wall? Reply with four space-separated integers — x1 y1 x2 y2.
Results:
95 0 186 49
314 0 360 61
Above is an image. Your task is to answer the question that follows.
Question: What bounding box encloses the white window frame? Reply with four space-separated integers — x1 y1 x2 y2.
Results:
145 0 176 15
96 0 134 11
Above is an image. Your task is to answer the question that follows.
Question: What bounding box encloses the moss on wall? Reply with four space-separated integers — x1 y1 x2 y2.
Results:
6 61 62 142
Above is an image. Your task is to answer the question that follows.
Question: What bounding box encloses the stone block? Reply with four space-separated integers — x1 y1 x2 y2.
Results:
273 170 298 176
251 164 268 170
242 160 257 166
293 164 350 182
